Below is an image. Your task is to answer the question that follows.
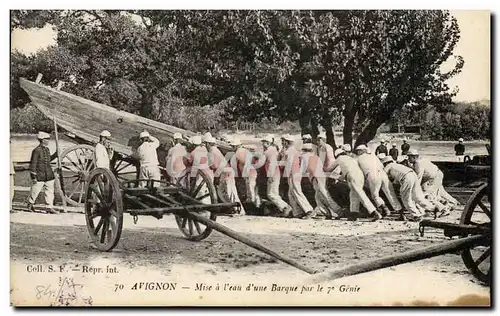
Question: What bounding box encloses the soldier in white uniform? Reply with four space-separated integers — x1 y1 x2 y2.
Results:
282 134 314 218
407 149 457 216
301 143 342 219
262 135 292 217
327 148 382 221
317 132 335 171
137 130 161 188
354 144 403 217
381 156 439 221
203 134 241 214
302 134 313 144
95 130 113 169
166 132 187 185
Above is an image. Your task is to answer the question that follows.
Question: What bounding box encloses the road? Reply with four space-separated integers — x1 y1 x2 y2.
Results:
10 209 490 306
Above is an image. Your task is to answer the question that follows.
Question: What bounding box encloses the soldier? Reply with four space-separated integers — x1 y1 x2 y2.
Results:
232 138 260 213
342 144 353 156
327 148 382 221
205 134 243 214
389 143 398 161
27 132 58 214
381 156 440 221
282 134 314 218
262 135 292 217
317 132 335 171
455 138 466 162
137 130 161 188
401 137 410 156
301 143 342 219
354 144 403 218
184 135 212 205
166 132 187 185
407 149 458 215
95 130 113 169
302 134 313 144
375 139 388 156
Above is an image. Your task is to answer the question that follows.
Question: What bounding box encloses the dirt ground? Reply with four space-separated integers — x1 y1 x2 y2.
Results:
10 208 490 306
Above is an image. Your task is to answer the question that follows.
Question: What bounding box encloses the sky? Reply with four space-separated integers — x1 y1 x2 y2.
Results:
10 10 491 103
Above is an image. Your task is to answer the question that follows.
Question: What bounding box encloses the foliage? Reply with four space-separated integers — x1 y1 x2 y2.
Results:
11 10 464 146
420 102 490 140
10 103 54 133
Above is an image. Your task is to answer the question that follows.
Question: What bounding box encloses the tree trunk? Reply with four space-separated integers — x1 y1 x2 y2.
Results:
311 116 320 142
139 90 154 118
354 118 384 147
299 114 311 136
343 111 355 148
322 121 337 149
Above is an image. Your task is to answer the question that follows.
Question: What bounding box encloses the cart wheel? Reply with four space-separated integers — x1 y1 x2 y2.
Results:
175 168 217 241
84 168 123 251
57 144 95 206
460 183 491 285
111 155 140 187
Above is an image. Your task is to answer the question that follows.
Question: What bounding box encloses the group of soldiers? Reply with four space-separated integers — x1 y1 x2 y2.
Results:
24 129 461 222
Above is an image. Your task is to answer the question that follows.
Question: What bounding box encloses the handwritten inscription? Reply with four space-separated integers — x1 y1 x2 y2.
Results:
35 277 93 306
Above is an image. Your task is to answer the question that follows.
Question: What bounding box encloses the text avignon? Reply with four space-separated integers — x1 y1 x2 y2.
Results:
131 282 177 291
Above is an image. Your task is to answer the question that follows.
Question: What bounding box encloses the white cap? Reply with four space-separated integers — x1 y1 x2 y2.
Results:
355 144 367 151
342 144 352 152
230 138 242 146
380 139 386 143
246 144 257 152
302 143 313 151
459 138 464 142
139 130 150 139
173 132 182 140
391 143 396 147
202 134 216 143
318 132 327 140
204 132 212 138
407 149 419 156
334 148 344 157
100 130 111 138
377 153 387 159
190 135 202 145
261 135 274 143
37 131 50 140
302 134 312 140
381 156 394 164
281 134 295 142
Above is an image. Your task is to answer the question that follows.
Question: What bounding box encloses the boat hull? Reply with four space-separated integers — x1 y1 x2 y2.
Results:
19 78 232 158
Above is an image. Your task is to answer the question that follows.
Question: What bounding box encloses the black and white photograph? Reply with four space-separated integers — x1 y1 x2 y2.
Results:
9 8 491 307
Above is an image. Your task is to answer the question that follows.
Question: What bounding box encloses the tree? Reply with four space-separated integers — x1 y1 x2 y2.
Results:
11 10 463 146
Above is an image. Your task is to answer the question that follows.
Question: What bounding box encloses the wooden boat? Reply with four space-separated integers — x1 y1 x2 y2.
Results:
20 77 233 206
19 77 232 156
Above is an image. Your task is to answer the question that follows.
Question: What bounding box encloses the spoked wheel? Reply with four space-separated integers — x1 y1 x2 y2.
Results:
460 183 491 285
57 144 95 206
84 168 123 251
110 155 140 188
175 168 217 241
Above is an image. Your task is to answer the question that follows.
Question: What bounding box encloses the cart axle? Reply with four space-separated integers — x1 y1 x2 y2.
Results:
419 219 490 239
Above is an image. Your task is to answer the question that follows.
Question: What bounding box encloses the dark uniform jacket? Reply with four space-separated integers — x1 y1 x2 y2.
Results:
401 143 410 155
389 148 399 161
375 144 388 155
29 145 56 181
455 143 465 156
